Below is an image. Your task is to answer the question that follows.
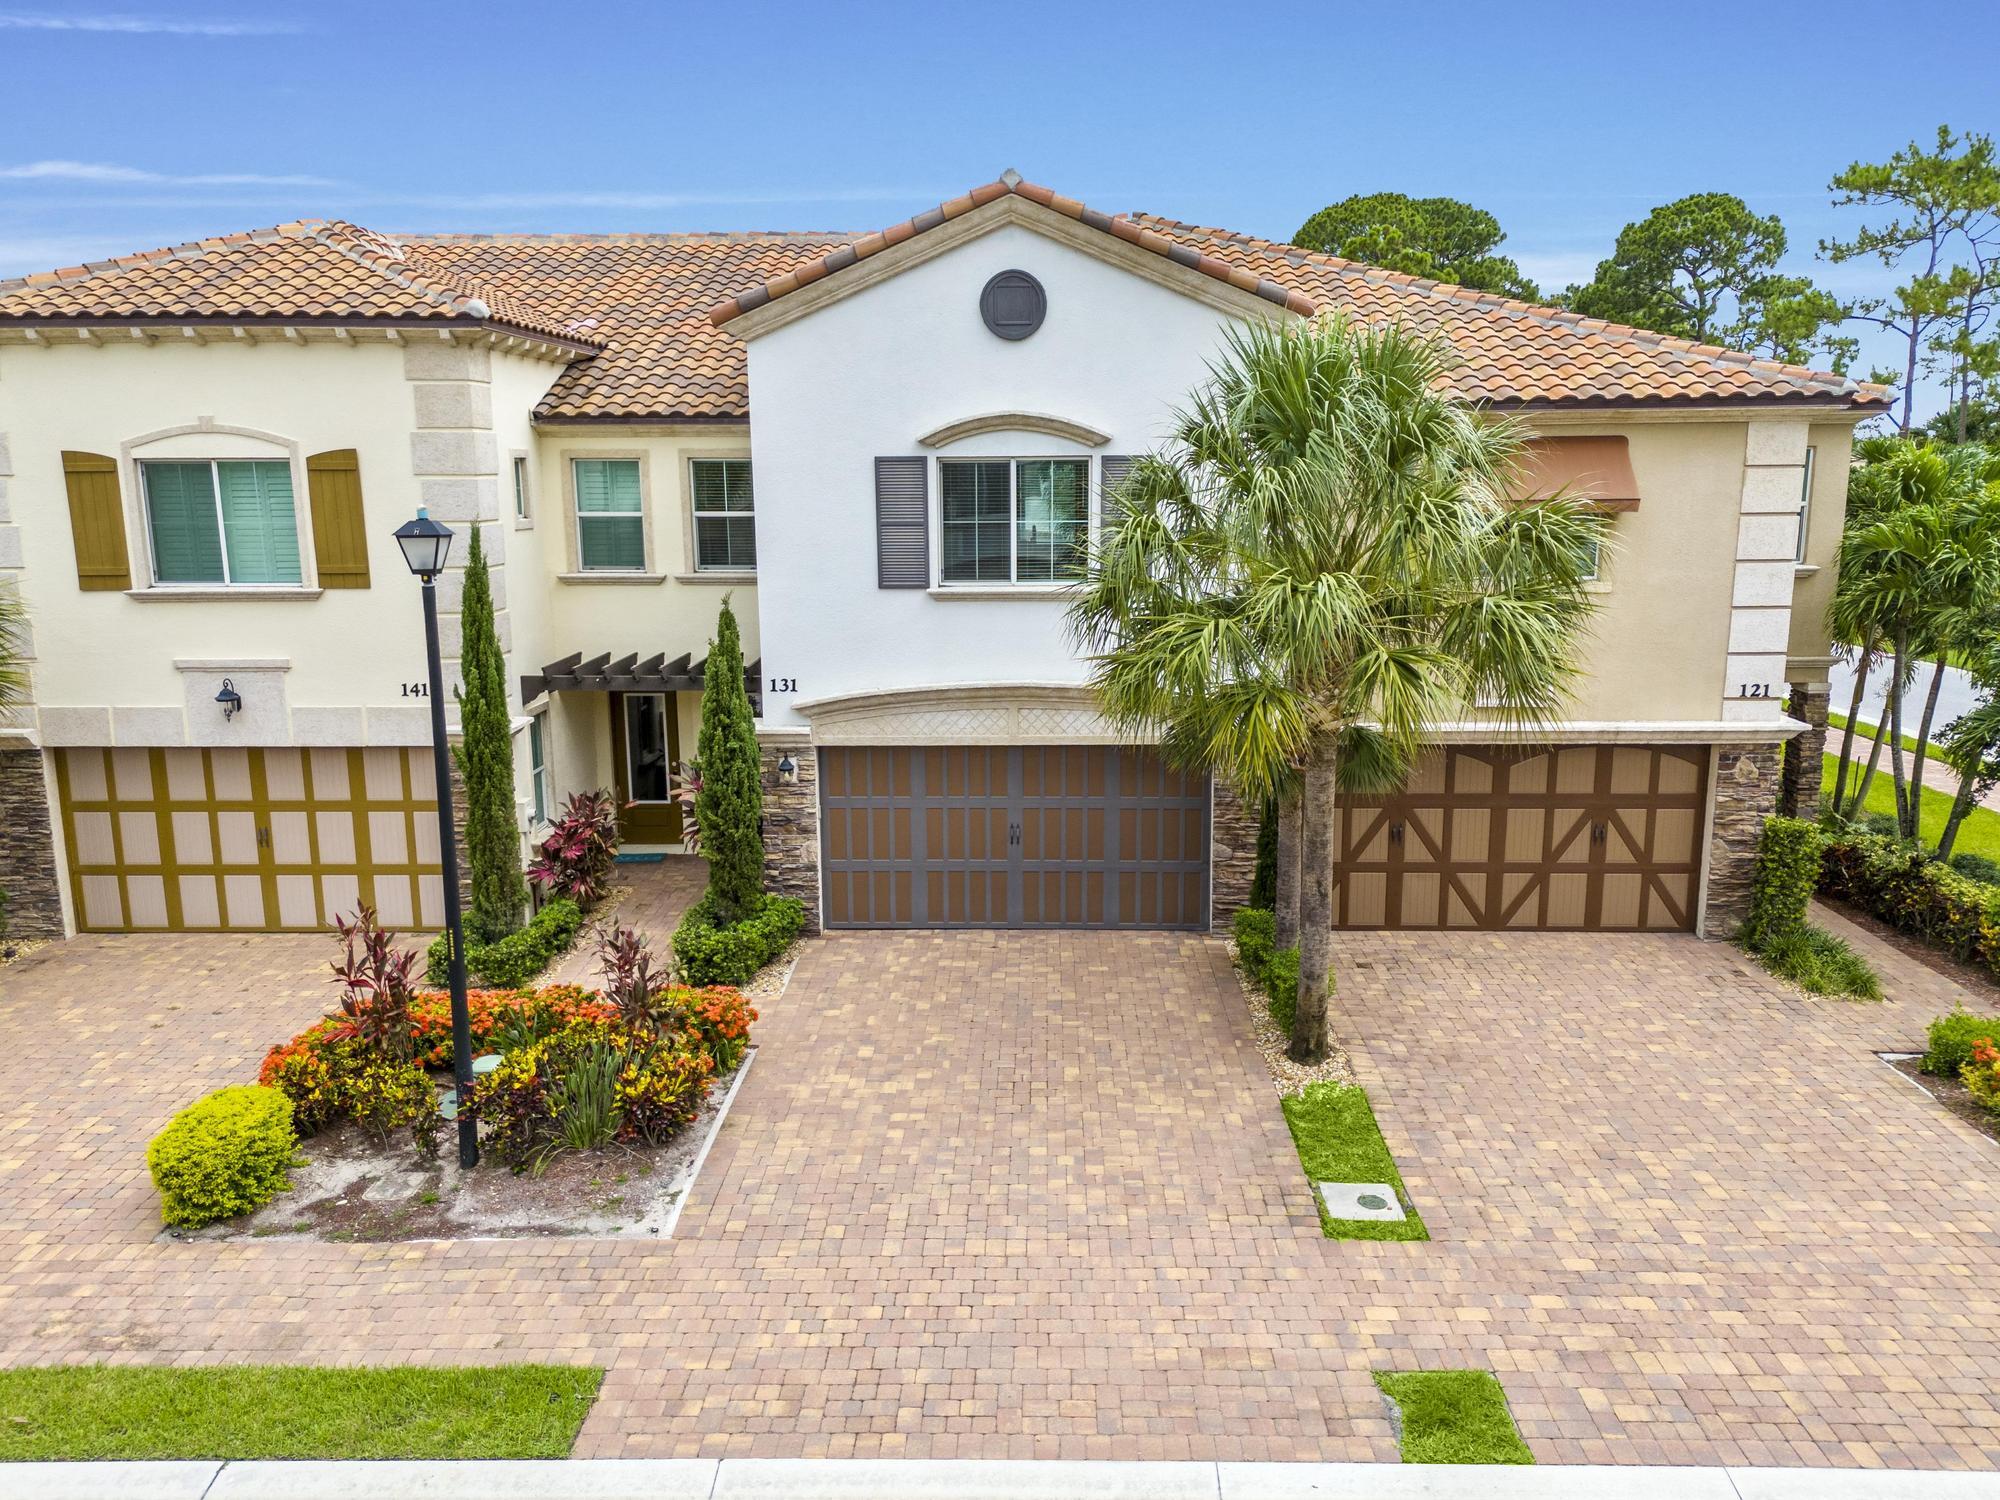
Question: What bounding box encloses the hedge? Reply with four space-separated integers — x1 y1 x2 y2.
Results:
1819 830 2000 981
1741 816 1824 947
1923 1009 2000 1078
147 1085 297 1228
1232 907 1302 1031
672 890 805 987
425 897 582 988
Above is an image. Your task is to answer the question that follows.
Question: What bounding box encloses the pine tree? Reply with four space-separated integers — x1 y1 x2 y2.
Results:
694 596 764 921
453 525 527 943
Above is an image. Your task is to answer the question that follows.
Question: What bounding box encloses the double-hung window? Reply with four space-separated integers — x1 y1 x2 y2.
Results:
1795 446 1816 563
939 457 1089 585
141 459 302 585
528 714 552 826
573 458 645 571
691 458 755 571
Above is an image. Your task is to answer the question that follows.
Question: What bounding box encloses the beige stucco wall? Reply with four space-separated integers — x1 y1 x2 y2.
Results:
1786 420 1860 680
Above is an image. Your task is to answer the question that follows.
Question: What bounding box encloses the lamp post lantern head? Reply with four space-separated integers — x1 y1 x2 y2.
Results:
394 507 454 580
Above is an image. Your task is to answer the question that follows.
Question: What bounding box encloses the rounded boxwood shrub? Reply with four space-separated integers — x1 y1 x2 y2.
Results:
671 891 804 986
146 1085 297 1228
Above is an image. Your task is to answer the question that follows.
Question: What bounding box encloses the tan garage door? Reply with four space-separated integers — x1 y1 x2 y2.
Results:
1330 744 1707 931
819 745 1210 929
56 746 445 932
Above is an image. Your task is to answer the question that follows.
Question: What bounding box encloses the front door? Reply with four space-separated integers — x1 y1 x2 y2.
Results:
611 691 682 844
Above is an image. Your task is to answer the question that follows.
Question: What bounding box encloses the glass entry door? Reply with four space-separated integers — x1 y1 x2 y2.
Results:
611 691 682 844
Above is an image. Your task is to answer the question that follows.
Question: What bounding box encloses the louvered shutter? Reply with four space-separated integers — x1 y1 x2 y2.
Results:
307 448 370 589
141 461 226 584
217 460 301 584
1099 455 1135 509
875 457 929 588
62 451 132 591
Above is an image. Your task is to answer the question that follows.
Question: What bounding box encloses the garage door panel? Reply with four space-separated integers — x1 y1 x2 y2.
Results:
60 746 442 933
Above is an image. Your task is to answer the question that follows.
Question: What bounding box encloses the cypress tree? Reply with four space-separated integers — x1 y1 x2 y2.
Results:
453 525 527 943
694 596 764 920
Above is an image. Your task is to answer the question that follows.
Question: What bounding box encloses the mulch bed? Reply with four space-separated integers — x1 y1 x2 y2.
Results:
1883 1053 2000 1150
1818 895 2000 1010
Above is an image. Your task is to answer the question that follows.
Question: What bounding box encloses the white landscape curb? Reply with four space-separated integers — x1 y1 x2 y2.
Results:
8 1458 1999 1499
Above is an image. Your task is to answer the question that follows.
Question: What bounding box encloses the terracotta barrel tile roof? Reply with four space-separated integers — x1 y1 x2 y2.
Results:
0 176 1891 422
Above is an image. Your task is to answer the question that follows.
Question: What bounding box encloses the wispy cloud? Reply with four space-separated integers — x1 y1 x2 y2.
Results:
407 188 928 211
0 159 335 187
0 12 301 34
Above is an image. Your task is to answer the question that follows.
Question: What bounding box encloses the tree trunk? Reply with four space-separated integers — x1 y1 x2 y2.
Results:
1846 708 1893 820
1908 657 1948 839
1274 783 1302 951
1289 745 1337 1065
1889 632 1913 838
1939 775 1980 859
1830 648 1872 815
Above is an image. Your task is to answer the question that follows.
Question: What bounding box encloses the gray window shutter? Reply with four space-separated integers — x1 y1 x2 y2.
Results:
875 456 929 588
1100 455 1135 508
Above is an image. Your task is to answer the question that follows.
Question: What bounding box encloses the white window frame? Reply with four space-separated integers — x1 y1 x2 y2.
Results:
511 452 533 528
566 453 651 575
934 454 1093 588
1795 445 1817 564
528 712 552 828
138 456 303 588
688 457 756 573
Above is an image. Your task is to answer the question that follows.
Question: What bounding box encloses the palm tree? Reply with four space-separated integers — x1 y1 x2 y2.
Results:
1070 317 1603 1062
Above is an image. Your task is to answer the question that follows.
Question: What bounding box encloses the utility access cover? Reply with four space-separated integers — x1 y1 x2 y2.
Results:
1318 1182 1407 1222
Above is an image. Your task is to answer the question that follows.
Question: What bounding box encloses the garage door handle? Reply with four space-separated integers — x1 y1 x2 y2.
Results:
1008 822 1021 846
1591 821 1607 842
1389 821 1403 844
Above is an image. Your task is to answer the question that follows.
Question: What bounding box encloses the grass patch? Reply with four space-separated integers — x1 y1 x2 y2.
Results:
0 1364 603 1461
1745 924 1882 1000
1280 1082 1427 1242
1373 1369 1533 1464
1828 710 1935 758
1822 753 2000 863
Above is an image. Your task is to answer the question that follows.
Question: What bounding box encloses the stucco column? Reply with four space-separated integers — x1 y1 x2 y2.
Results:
1209 778 1258 932
1780 682 1830 821
759 731 820 934
1702 743 1784 936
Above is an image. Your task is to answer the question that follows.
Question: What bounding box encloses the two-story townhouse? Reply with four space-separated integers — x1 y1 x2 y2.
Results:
0 176 1886 945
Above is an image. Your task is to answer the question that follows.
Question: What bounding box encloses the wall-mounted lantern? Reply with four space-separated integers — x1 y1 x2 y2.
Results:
214 679 242 722
777 752 798 785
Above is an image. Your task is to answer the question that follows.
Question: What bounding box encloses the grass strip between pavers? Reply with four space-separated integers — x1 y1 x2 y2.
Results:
1281 1081 1427 1242
0 1364 603 1461
1373 1369 1534 1464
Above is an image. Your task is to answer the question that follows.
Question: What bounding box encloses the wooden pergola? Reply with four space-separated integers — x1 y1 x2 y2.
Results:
520 650 762 714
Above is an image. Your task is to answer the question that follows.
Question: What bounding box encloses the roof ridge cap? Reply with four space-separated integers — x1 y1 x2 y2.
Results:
307 219 496 319
1134 212 1883 399
0 219 329 295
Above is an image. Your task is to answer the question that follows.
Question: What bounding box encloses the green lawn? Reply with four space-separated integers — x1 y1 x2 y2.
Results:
1373 1370 1534 1464
1280 1082 1427 1242
0 1364 603 1461
1821 753 2000 862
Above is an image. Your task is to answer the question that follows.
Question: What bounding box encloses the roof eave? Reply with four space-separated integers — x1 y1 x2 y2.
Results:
0 313 603 358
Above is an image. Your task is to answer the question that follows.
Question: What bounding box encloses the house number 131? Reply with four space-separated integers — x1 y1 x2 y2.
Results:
768 677 798 694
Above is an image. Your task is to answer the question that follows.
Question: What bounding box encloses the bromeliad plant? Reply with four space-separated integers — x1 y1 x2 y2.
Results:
527 789 621 905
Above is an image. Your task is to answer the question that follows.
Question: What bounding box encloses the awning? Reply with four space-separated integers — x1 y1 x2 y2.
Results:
1512 435 1641 512
521 650 763 714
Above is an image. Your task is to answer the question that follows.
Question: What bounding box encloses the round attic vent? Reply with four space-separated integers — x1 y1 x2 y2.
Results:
980 270 1046 341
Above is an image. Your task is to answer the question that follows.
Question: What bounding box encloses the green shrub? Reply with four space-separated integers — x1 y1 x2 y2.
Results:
1819 831 2000 978
147 1086 297 1228
1231 906 1301 1029
453 525 528 945
693 598 764 921
426 898 582 987
1951 850 2000 886
1741 816 1824 947
1752 925 1882 1000
1964 1036 2000 1113
1923 1009 2000 1076
1248 794 1277 910
672 891 805 986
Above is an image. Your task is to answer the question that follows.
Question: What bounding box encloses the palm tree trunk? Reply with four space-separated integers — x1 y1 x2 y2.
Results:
1939 775 1979 860
1846 709 1893 820
1908 658 1948 841
1889 632 1913 838
1274 783 1302 951
1289 744 1337 1065
1830 647 1872 815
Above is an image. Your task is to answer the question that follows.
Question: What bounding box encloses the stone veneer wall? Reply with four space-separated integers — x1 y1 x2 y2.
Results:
1210 778 1259 932
760 738 820 934
1779 683 1830 821
0 750 63 939
1704 743 1783 936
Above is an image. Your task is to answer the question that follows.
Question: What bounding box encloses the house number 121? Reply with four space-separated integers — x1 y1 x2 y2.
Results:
1738 683 1772 699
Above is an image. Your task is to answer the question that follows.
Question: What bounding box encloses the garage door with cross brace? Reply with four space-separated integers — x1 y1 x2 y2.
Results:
1329 744 1707 931
818 745 1209 929
57 746 445 932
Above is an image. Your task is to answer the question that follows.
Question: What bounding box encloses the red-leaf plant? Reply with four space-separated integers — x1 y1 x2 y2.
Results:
670 760 703 857
593 920 667 1034
329 904 420 1062
526 788 621 905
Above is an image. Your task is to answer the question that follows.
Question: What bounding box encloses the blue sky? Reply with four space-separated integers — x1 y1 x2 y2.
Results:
2 1 1995 417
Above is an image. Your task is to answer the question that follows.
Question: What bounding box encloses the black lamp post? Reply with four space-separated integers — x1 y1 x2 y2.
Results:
393 507 478 1169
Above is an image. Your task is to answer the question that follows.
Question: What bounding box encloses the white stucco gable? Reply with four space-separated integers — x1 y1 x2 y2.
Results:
741 213 1274 730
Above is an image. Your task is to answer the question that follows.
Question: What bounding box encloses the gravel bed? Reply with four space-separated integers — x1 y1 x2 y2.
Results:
1226 938 1356 1096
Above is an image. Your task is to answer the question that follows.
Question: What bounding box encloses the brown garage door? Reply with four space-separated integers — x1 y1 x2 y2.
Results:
818 745 1209 929
56 746 445 932
1330 744 1707 931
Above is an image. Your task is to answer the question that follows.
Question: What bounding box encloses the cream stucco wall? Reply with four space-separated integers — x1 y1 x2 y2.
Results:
1786 420 1861 679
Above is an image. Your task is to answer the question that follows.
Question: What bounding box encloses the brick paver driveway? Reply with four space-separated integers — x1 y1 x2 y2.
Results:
2 911 1998 1468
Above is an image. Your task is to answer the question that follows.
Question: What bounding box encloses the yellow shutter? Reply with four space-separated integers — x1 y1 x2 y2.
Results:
306 449 370 589
62 451 131 592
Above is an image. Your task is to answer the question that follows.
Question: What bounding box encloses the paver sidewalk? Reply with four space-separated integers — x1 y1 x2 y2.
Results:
1 912 1998 1468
